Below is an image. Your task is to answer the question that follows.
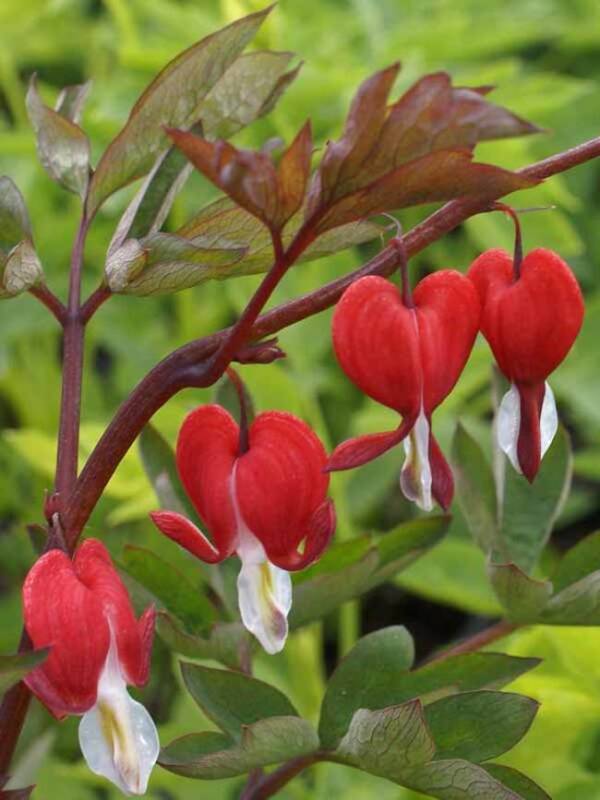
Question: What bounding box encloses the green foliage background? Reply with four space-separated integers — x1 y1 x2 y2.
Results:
0 0 599 797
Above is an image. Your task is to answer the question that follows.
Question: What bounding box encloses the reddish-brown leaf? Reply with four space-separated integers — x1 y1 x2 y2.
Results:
277 121 313 223
315 149 540 233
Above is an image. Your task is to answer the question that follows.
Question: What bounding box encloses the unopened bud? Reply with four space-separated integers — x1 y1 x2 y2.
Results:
105 239 147 292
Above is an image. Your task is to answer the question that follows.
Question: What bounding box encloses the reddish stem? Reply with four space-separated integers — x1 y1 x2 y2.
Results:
29 285 67 325
81 285 111 324
492 202 523 279
226 367 250 455
54 215 90 499
423 620 518 664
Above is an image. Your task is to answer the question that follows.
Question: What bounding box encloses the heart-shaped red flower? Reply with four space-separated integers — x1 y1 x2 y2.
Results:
150 405 335 653
23 539 158 794
329 271 481 510
468 247 584 480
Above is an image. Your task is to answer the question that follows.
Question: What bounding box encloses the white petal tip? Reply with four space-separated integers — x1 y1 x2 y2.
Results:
237 537 292 655
400 407 433 511
79 638 159 795
540 382 558 458
496 383 522 473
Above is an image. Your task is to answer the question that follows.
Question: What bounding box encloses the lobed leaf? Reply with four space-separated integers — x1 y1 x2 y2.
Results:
54 81 92 124
451 424 498 553
401 758 526 799
180 662 298 740
484 764 551 800
121 545 215 633
156 612 248 671
551 530 600 594
319 627 415 748
488 562 552 622
159 716 319 779
26 77 90 198
0 177 32 252
138 424 196 519
499 425 572 573
87 7 273 214
335 700 436 777
424 690 539 762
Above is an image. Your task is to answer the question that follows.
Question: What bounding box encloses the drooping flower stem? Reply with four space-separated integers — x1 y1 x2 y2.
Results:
492 202 524 279
226 367 250 455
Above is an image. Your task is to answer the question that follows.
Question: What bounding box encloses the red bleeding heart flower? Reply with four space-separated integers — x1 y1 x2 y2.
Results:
328 270 481 510
23 539 158 795
468 247 584 481
150 405 335 654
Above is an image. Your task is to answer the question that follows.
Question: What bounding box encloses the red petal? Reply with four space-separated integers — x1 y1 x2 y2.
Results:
332 275 422 416
415 270 481 412
516 381 546 482
429 432 454 510
267 499 336 571
74 539 154 688
23 549 109 716
326 419 415 472
236 412 330 561
176 405 238 559
149 510 224 563
468 248 584 383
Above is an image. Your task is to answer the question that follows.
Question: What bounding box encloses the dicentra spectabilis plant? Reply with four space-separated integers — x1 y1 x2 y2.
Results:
0 6 599 799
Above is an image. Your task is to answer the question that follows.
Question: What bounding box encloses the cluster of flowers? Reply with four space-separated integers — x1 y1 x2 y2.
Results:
22 246 583 794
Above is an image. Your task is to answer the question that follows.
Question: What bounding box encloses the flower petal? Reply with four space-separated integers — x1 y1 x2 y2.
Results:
266 499 336 571
540 381 558 459
150 510 223 563
79 635 159 796
497 381 555 482
236 529 292 655
326 418 415 472
497 382 521 474
400 407 433 511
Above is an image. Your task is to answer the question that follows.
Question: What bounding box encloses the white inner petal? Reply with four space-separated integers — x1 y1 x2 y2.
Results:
230 465 292 654
78 632 159 796
497 382 522 473
540 381 558 458
400 405 433 512
496 381 558 475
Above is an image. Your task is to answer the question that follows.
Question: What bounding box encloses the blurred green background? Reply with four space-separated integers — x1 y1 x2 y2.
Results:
1 0 600 797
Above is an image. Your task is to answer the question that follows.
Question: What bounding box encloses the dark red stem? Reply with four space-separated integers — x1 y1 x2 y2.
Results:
492 202 523 279
81 285 111 324
241 753 325 800
54 215 90 499
29 285 67 325
226 367 250 455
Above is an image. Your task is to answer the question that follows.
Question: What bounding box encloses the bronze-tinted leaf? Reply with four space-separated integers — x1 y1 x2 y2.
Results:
169 124 312 231
54 80 92 124
316 149 539 233
26 77 90 198
87 7 273 215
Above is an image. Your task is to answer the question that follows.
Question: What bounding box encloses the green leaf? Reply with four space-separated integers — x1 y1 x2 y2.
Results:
335 700 436 777
499 425 572 573
180 662 298 740
199 50 298 140
87 7 272 214
396 652 540 702
138 424 196 519
121 545 215 633
0 648 49 694
156 612 248 671
290 548 379 629
401 758 527 799
488 561 552 622
178 197 384 279
540 570 600 625
0 177 32 252
319 626 415 748
424 690 538 762
159 716 318 779
291 517 449 628
551 530 600 594
26 77 90 197
451 423 498 552
484 764 551 800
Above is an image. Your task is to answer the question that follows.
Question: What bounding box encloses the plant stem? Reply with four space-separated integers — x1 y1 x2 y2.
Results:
54 215 89 500
241 752 325 800
29 285 67 325
81 285 111 323
424 620 519 664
